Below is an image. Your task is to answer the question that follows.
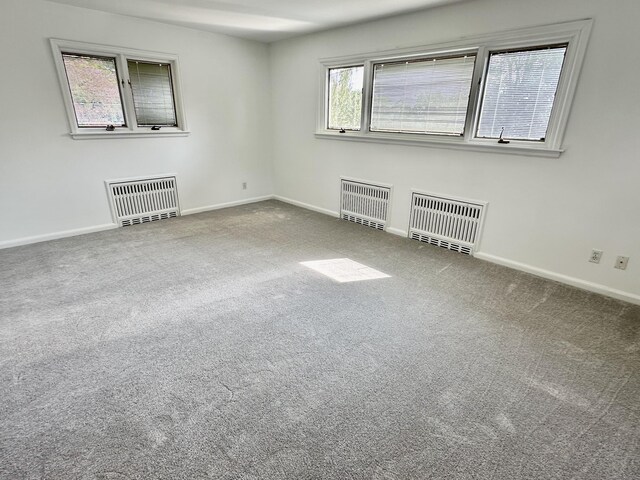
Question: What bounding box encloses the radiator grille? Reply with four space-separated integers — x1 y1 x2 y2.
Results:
340 179 390 230
409 192 485 255
108 176 180 227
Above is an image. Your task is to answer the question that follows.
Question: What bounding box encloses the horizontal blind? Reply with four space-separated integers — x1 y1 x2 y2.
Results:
370 55 476 136
62 53 126 127
128 61 177 127
477 46 567 141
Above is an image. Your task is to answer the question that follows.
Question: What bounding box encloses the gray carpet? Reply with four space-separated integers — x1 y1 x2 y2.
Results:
1 200 639 480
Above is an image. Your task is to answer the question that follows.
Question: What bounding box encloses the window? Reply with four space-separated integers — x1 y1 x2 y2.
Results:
370 55 476 136
51 39 188 139
127 61 177 127
327 66 363 131
62 54 126 127
318 20 592 157
477 45 567 141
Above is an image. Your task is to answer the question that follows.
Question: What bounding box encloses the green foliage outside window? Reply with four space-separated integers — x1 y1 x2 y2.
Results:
328 66 363 130
62 54 125 127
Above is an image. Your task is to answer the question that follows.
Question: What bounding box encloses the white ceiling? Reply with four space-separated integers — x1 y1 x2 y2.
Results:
45 0 466 43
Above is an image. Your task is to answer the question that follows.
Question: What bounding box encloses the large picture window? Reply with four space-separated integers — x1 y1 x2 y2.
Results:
51 39 188 139
318 20 592 156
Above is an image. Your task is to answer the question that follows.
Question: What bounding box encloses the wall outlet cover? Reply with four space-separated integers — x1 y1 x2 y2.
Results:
615 256 629 270
589 249 603 264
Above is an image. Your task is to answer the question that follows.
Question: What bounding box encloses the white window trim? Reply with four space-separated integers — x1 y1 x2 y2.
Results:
50 39 190 139
316 19 592 158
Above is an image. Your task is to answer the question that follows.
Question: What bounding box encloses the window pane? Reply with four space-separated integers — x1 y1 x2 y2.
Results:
62 54 125 127
128 61 177 127
477 46 567 141
370 55 475 136
328 66 363 130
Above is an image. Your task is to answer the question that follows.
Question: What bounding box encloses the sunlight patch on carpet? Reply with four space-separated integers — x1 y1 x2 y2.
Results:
300 258 390 283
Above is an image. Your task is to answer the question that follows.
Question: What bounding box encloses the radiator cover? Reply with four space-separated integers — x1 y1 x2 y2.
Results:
106 176 180 227
340 178 391 231
409 192 486 255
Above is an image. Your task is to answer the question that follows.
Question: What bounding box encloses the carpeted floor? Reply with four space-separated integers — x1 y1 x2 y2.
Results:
1 200 639 479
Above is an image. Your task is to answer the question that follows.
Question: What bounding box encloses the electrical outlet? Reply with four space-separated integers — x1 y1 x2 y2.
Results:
589 249 603 264
614 256 629 270
242 182 247 190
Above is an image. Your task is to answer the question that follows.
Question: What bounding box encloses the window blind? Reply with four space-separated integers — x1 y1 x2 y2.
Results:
370 55 476 136
128 61 177 126
477 46 567 141
62 53 126 127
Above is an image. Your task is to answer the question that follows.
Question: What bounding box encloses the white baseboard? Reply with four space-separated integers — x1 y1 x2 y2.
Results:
274 195 340 218
386 227 408 237
1 196 274 249
274 198 407 237
5 193 637 306
0 223 118 250
181 195 274 216
273 195 640 306
474 252 640 306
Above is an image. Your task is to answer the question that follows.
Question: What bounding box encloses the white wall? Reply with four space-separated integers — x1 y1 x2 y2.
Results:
0 0 273 245
268 0 640 303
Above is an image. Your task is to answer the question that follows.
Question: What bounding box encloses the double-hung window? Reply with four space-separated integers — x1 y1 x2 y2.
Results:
318 20 592 156
51 39 188 139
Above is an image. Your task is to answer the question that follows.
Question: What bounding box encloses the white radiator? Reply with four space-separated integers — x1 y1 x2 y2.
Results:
107 176 180 227
340 179 391 231
409 192 486 255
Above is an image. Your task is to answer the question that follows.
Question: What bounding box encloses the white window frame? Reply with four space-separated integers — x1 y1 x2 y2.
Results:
50 39 189 139
316 20 592 158
326 65 365 131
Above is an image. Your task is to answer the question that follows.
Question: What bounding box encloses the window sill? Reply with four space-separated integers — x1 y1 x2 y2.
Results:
315 131 563 158
70 130 191 140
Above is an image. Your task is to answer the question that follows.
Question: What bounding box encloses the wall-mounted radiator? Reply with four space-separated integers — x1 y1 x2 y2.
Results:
340 179 391 231
409 192 486 255
106 176 180 227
